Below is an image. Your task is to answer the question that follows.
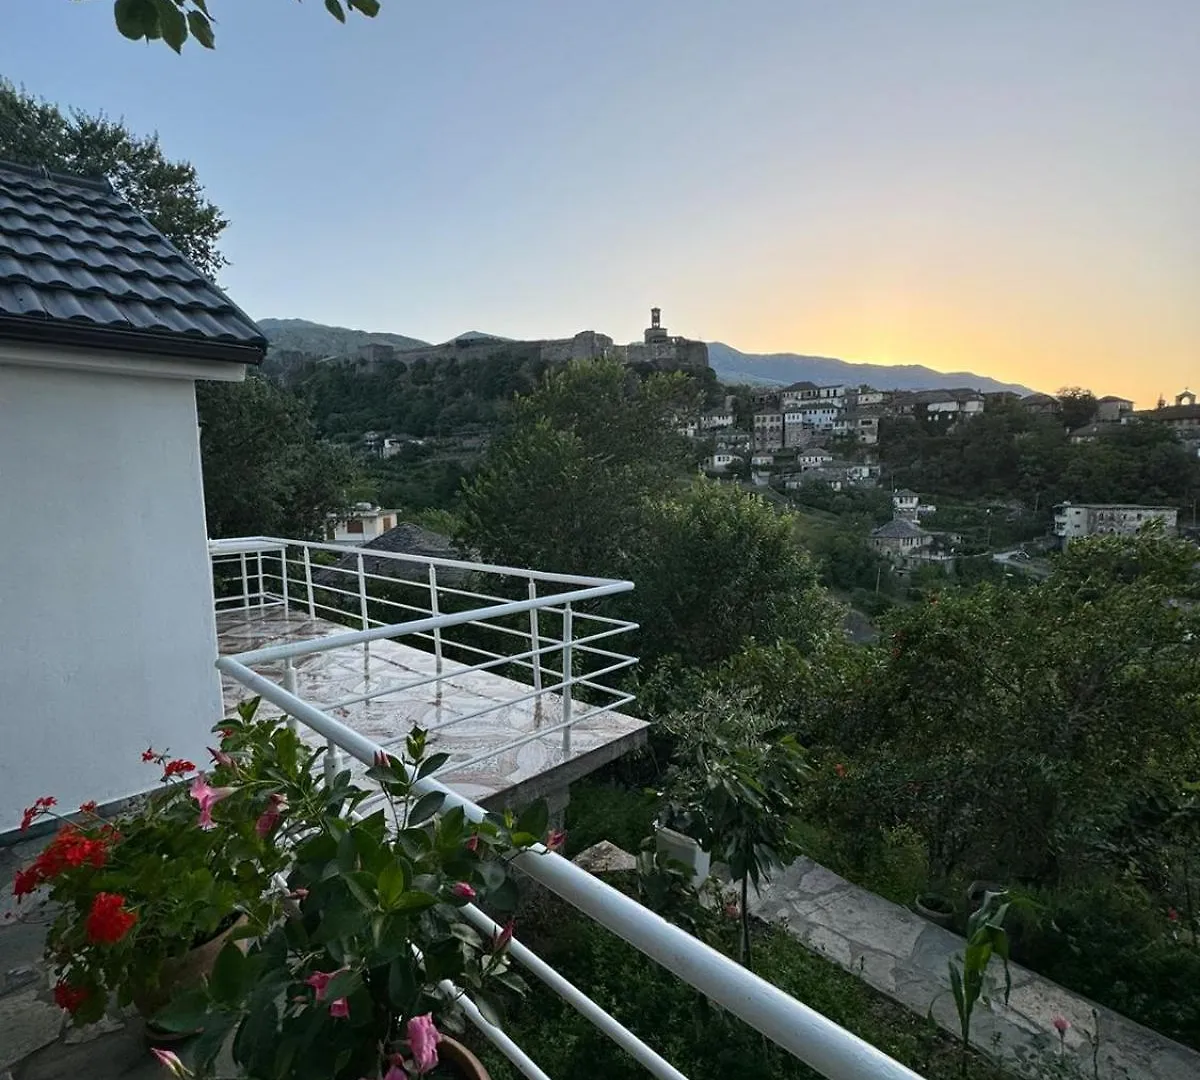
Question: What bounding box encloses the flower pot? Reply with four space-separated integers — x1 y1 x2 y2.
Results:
914 892 954 928
135 914 248 1038
654 824 711 889
439 1035 491 1080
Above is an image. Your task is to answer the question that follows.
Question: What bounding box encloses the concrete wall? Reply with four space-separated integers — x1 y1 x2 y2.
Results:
0 356 227 832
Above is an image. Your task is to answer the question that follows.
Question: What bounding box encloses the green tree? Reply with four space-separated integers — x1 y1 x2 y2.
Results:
198 376 357 539
100 0 380 53
1056 386 1098 431
0 79 227 279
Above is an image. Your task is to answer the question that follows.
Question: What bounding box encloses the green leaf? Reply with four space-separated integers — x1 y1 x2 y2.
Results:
515 800 549 841
348 0 381 15
186 9 215 48
478 859 506 891
472 989 503 1028
151 0 187 51
377 861 407 910
416 752 451 780
113 0 159 40
392 889 438 913
324 0 346 22
388 957 417 1008
210 940 248 1005
408 790 445 825
152 987 211 1033
322 968 362 1003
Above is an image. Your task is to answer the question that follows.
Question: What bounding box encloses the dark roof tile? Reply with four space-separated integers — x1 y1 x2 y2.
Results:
0 159 264 363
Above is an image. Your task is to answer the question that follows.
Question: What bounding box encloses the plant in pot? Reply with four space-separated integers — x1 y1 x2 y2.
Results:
156 725 547 1079
12 698 299 1030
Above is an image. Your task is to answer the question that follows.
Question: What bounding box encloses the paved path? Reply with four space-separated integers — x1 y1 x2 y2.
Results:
749 857 1200 1080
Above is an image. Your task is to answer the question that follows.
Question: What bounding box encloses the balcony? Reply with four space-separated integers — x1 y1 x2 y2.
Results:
202 537 923 1080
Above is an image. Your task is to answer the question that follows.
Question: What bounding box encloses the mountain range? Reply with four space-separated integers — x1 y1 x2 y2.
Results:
257 318 1036 396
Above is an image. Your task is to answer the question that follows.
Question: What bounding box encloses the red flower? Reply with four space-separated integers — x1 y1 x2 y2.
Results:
492 918 515 953
53 980 89 1014
141 748 157 762
328 997 350 1019
545 829 567 853
255 793 287 838
12 866 41 899
218 728 235 739
464 834 480 853
450 881 476 901
161 759 195 779
19 796 57 831
79 801 97 814
85 893 137 945
1168 907 1179 922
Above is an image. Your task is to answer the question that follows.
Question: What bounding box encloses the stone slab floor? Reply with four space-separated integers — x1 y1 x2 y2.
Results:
749 857 1200 1080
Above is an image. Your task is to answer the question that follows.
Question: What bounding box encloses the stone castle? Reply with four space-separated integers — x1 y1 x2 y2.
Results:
352 308 709 374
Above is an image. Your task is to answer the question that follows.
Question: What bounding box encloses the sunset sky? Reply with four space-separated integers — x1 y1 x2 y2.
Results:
4 2 1197 404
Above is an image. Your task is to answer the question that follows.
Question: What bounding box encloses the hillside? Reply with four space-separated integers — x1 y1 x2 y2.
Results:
258 318 429 357
708 342 1035 395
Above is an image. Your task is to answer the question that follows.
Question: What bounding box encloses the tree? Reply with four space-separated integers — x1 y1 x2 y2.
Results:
198 376 357 539
100 0 380 53
1056 386 1098 432
0 80 226 279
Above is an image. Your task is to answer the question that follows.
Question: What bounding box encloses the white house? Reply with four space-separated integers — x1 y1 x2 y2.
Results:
328 503 401 545
892 489 920 519
707 451 743 472
1054 503 1178 545
799 447 834 469
699 409 735 431
0 161 268 831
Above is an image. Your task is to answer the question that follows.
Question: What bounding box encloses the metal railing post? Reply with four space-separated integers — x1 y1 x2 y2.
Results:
428 564 443 702
282 659 298 733
302 544 316 619
528 579 543 710
324 737 339 784
561 602 573 757
239 552 249 611
256 551 264 609
357 551 370 675
280 546 290 613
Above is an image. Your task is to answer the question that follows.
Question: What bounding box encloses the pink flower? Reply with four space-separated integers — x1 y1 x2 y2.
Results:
328 997 350 1019
305 969 334 1002
451 881 476 901
1052 1015 1070 1035
545 828 566 852
255 793 287 838
383 1064 407 1080
207 746 233 769
492 917 515 953
189 774 234 830
407 1013 440 1074
150 1048 191 1076
464 834 480 852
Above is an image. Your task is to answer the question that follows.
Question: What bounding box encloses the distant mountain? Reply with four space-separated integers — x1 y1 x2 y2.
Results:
707 342 1036 396
258 318 429 358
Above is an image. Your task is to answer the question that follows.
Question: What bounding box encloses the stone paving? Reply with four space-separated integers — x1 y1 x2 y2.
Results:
749 857 1200 1080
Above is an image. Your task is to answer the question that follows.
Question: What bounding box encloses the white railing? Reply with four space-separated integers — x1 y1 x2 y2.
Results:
208 537 639 774
210 537 924 1080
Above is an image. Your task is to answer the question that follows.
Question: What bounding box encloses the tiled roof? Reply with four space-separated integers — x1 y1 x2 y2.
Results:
872 518 928 539
0 160 264 363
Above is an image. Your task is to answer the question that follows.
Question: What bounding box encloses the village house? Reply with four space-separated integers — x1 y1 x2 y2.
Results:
1020 392 1061 416
1095 395 1135 422
699 408 735 431
869 517 933 558
753 409 784 450
1054 502 1178 545
328 503 401 544
779 381 818 408
892 488 920 520
799 447 834 469
707 451 744 473
1133 391 1200 438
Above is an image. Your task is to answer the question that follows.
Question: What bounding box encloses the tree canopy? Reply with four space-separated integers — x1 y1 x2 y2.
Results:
0 79 227 280
101 0 379 53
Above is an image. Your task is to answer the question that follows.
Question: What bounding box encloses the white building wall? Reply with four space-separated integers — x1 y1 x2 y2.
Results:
0 357 227 831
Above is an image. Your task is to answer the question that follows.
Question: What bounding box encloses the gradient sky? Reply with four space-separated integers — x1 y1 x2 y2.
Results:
4 2 1197 402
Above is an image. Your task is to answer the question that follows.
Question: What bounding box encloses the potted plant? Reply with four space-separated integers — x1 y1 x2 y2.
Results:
914 890 955 927
11 699 295 1030
155 725 549 1080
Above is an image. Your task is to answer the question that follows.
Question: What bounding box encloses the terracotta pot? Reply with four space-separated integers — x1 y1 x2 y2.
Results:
914 892 954 928
135 914 248 1037
439 1035 491 1080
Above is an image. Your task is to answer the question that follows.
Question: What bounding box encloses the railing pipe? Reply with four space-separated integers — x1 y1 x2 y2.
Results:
527 579 543 708
428 564 443 695
213 656 924 1080
239 552 249 611
561 602 573 757
302 546 316 619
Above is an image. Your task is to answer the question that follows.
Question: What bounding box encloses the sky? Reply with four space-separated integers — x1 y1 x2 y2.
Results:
3 2 1197 403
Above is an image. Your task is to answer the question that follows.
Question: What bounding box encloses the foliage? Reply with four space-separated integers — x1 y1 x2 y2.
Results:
946 892 1016 1073
198 375 358 540
0 79 227 279
103 0 380 53
657 690 812 965
11 699 291 1026
162 725 545 1079
1055 387 1098 432
631 483 840 666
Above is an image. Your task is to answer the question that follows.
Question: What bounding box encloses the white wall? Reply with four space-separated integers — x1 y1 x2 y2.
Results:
0 359 224 831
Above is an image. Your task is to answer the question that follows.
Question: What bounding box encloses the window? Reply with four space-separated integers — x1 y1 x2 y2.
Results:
347 519 364 534
383 516 393 530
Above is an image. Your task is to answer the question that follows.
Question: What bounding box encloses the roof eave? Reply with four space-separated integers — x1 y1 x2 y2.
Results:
0 315 265 366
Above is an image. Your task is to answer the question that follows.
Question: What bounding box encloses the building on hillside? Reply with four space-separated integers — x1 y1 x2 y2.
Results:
799 447 834 469
328 503 401 545
0 159 268 828
699 409 735 431
750 452 776 468
1068 422 1125 445
706 451 744 473
611 308 710 371
983 391 1021 408
1095 395 1135 422
753 410 784 450
892 489 920 520
847 463 882 485
1021 392 1061 416
779 381 818 408
887 389 983 419
870 518 933 558
851 387 887 408
1053 502 1178 545
313 523 465 588
1132 391 1200 438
